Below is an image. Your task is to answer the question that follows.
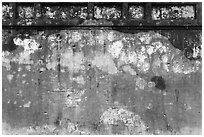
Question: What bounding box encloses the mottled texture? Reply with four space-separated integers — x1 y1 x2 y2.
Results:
2 4 13 25
152 5 195 20
94 5 121 19
2 29 202 135
42 5 88 19
129 5 143 19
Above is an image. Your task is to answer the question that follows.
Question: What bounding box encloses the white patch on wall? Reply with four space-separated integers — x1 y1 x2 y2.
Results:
107 31 114 42
108 40 123 58
12 38 40 65
128 51 138 64
146 45 154 56
92 52 118 74
137 33 152 44
100 107 147 133
13 38 39 52
136 51 150 73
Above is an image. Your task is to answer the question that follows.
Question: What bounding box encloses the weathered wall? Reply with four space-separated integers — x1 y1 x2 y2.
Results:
2 29 202 134
2 2 202 135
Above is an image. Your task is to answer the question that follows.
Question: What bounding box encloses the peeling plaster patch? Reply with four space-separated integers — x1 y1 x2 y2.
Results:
146 45 154 56
119 51 129 64
137 33 152 44
122 65 137 75
135 76 147 90
92 52 118 74
100 107 147 133
12 38 40 65
23 101 31 108
66 122 77 133
13 38 39 52
172 61 185 74
107 31 114 42
171 54 201 74
136 53 150 73
128 51 138 64
7 74 13 82
119 50 138 66
108 40 123 58
151 41 168 53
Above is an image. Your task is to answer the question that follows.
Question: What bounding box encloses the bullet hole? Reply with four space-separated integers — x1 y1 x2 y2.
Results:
150 76 166 90
163 113 167 117
72 44 77 52
39 70 43 73
38 45 42 49
72 44 76 48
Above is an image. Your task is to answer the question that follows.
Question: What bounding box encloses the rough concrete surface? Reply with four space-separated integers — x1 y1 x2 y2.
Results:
2 29 202 135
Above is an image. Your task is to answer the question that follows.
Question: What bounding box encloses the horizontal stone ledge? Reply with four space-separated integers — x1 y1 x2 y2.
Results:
2 25 202 30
